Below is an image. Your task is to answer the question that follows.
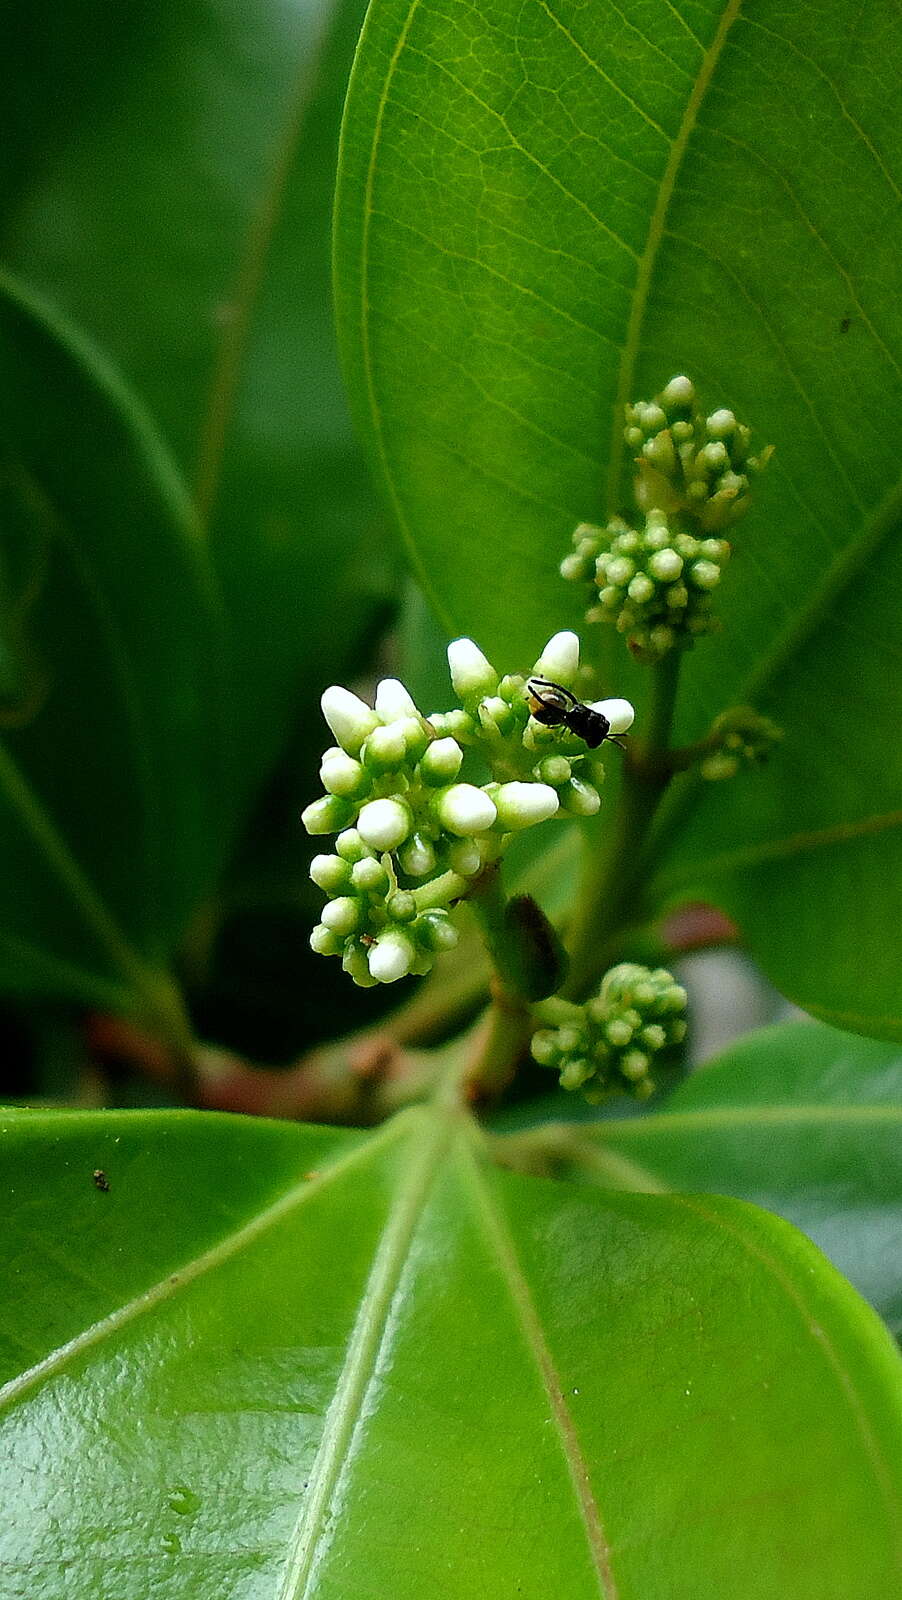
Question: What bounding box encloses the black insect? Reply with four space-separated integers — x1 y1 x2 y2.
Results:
92 1168 110 1192
526 678 624 750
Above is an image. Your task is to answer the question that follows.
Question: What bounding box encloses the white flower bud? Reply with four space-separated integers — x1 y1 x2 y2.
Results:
447 637 498 700
437 783 497 836
368 929 416 983
532 630 580 686
356 797 412 851
690 559 721 590
492 782 559 830
320 896 362 935
648 548 683 583
419 737 464 785
661 375 694 408
321 685 380 756
592 697 635 735
375 677 418 722
320 749 367 796
627 574 655 604
606 556 635 586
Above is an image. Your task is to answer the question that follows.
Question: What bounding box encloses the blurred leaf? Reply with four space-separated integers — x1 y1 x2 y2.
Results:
2 1102 902 1595
580 1020 902 1339
0 272 225 1015
1 0 392 834
334 0 902 1033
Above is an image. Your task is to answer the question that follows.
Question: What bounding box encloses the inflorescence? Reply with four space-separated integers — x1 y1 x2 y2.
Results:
531 963 688 1102
302 632 634 986
562 375 770 661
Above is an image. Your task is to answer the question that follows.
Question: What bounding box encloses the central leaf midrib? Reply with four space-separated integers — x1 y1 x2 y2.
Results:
275 1109 450 1600
459 1136 619 1600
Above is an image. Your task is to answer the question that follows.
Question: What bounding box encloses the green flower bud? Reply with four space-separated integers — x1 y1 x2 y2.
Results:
621 1050 650 1081
335 828 370 863
320 748 368 798
447 837 483 876
301 795 353 835
558 777 601 817
342 943 378 988
606 1018 634 1047
361 722 408 772
537 755 572 786
530 1029 561 1067
416 909 459 952
419 736 465 785
427 707 476 743
387 890 417 923
479 696 517 736
396 832 437 877
309 854 352 893
560 1059 593 1090
310 923 343 957
351 856 391 894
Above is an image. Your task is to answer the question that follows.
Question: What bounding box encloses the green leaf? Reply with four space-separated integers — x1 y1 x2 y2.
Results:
579 1020 902 1339
2 1102 901 1595
2 0 391 829
334 0 902 1034
0 272 225 1014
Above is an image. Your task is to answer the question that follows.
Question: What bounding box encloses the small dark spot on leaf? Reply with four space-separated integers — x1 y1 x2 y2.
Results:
839 316 852 333
92 1169 110 1192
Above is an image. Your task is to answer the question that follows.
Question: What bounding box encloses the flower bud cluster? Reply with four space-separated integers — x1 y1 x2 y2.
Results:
303 634 634 985
563 511 731 661
625 375 771 533
432 631 634 819
531 962 688 1102
700 707 783 781
561 377 770 661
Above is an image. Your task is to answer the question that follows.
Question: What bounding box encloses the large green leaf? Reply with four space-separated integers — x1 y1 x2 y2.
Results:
2 1102 901 1595
334 0 902 1034
1 0 390 829
0 273 226 1014
575 1020 902 1340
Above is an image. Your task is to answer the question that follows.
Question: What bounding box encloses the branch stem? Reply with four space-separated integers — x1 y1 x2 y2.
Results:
564 651 681 998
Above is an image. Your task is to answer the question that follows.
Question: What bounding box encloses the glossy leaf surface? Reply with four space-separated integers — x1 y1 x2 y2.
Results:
335 0 902 1033
0 275 225 1010
1 1102 901 1596
583 1020 902 1338
2 0 389 827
